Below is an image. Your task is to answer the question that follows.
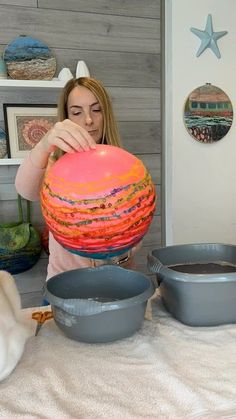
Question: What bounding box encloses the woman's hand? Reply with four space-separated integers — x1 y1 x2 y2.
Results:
29 119 97 170
39 119 97 154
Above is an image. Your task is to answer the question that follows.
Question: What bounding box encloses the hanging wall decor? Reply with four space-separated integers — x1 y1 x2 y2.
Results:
183 83 233 144
0 54 7 79
190 14 227 58
3 103 57 158
0 127 7 158
3 35 56 80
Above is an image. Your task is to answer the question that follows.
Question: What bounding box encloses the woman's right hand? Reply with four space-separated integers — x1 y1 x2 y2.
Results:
39 119 97 154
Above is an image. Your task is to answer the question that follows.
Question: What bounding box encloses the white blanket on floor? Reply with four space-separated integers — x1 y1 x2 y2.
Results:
1 294 236 419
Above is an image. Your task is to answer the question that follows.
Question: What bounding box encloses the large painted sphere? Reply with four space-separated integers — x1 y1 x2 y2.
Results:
41 145 156 259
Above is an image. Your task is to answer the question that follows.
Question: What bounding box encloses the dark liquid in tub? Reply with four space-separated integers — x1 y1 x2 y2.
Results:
168 262 236 274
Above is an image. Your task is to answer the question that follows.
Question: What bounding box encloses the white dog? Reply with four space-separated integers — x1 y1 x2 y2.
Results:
0 270 31 381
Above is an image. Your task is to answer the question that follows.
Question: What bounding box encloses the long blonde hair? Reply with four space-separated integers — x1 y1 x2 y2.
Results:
57 77 122 147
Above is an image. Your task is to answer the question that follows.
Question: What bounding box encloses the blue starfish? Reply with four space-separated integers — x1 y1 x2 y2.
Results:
190 14 227 58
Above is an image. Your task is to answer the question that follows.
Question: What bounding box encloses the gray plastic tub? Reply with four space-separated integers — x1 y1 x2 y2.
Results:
45 265 155 343
148 243 236 326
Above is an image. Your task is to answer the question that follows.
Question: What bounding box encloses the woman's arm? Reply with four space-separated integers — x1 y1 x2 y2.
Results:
15 119 96 201
15 150 48 201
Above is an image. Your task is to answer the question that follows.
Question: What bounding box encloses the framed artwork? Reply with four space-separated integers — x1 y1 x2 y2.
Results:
0 127 7 159
3 103 57 158
183 83 233 144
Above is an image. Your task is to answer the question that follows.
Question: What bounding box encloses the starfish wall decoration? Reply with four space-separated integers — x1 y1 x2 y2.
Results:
190 14 228 58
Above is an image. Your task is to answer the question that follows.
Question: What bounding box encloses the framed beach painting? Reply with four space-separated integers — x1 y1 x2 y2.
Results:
183 83 233 143
3 103 57 158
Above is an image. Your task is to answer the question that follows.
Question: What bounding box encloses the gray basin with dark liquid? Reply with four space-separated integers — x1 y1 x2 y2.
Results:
148 243 236 326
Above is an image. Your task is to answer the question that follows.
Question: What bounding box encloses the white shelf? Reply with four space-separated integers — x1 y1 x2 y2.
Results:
0 158 23 165
0 78 66 89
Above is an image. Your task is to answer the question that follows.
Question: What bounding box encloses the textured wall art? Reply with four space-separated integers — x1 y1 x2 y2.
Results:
183 83 233 143
3 35 56 80
190 14 228 58
0 55 7 79
0 127 7 158
3 104 57 158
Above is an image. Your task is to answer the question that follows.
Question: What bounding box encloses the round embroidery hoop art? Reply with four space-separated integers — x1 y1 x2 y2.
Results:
3 35 56 80
183 83 233 143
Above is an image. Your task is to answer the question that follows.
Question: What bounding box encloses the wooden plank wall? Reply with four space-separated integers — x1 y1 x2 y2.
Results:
0 0 161 307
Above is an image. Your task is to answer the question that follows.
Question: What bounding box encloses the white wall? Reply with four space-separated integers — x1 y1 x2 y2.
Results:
164 0 236 245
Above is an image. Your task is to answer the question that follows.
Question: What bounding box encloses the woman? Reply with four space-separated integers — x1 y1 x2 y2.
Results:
15 77 138 280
